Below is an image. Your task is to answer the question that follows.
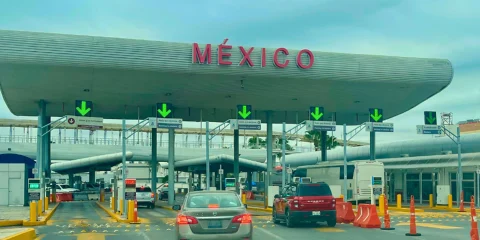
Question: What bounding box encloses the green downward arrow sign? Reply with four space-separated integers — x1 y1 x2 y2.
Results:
158 103 172 118
370 109 382 122
426 112 436 124
76 101 91 116
238 105 251 119
311 107 323 120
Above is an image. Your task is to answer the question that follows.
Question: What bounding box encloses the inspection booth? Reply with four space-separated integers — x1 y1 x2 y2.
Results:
0 154 36 206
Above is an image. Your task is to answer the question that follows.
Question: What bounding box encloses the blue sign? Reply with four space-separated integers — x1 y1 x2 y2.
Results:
422 129 440 134
371 176 382 185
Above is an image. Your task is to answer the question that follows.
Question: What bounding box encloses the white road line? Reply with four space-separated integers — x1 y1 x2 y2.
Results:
137 231 152 240
256 227 286 240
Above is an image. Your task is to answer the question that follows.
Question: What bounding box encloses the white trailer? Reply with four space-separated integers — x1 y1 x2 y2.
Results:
296 160 385 202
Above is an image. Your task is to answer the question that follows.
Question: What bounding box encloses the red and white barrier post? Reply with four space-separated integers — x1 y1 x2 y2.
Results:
459 190 466 212
381 195 395 230
470 195 479 240
133 199 138 223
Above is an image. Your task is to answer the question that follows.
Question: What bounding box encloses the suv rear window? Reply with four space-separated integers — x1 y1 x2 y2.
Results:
136 187 152 192
297 184 332 196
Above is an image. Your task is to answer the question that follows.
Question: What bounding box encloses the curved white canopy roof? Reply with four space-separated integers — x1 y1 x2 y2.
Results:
0 30 453 124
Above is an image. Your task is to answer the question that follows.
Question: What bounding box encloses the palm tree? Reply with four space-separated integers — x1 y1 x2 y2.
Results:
276 138 294 151
248 136 266 149
304 130 338 151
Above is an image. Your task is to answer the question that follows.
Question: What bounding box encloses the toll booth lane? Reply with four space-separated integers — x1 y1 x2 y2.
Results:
33 201 179 239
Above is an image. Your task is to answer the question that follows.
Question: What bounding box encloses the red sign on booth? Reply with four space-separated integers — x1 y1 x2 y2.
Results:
125 178 136 188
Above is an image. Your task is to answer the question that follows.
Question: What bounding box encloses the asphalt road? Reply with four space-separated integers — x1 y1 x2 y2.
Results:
30 202 473 240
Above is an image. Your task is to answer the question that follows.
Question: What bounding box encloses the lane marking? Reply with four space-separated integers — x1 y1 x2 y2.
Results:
146 211 166 217
396 222 463 229
73 232 115 240
316 227 345 232
256 227 286 240
137 231 152 240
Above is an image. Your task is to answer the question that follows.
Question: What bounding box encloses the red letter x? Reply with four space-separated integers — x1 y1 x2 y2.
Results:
239 46 254 66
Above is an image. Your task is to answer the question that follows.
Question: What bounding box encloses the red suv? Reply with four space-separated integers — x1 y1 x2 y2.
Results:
272 182 336 228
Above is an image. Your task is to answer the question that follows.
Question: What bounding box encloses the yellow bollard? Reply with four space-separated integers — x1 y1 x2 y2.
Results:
111 196 115 210
45 197 49 211
448 194 453 208
429 194 434 208
119 199 124 215
100 192 105 202
30 201 37 222
38 199 43 215
242 193 247 204
378 194 385 216
128 200 134 221
396 194 402 208
339 194 344 201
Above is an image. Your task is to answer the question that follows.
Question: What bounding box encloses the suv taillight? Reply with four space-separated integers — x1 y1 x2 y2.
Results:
176 214 198 225
332 198 336 208
292 198 299 208
231 214 252 224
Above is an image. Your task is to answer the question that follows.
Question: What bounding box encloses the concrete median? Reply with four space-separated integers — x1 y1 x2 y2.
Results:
0 228 36 240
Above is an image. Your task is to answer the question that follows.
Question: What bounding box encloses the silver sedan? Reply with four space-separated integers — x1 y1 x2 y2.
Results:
173 191 253 240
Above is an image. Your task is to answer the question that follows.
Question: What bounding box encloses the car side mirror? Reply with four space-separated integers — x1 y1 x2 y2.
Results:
274 194 280 199
172 205 181 211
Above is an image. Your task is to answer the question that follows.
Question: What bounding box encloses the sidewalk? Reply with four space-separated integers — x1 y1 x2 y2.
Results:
0 203 58 227
0 206 30 227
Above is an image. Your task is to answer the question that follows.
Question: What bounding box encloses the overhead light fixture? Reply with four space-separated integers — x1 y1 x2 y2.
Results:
292 98 298 101
225 95 232 98
165 93 172 96
83 89 90 92
354 100 360 103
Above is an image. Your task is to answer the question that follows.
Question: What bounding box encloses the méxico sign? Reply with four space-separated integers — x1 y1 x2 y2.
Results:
192 39 315 69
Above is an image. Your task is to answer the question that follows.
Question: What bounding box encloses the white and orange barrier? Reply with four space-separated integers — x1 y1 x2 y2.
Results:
336 202 355 224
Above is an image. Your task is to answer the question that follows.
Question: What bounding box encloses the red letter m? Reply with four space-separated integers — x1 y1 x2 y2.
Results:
192 43 212 64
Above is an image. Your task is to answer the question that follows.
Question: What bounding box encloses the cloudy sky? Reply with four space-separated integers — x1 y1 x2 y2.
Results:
0 0 478 144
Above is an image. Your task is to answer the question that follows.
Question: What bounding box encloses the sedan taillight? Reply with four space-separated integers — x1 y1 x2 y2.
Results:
176 214 198 225
231 214 252 224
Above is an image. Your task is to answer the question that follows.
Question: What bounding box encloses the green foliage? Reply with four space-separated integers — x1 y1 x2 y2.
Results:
303 131 338 151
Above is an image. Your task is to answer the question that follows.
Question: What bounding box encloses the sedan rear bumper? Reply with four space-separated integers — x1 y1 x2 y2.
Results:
177 224 252 240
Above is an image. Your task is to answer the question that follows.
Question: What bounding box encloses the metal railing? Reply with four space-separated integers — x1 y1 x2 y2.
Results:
0 135 315 152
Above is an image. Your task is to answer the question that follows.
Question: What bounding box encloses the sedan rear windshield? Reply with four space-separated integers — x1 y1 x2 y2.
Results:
297 184 332 196
136 187 152 192
186 193 242 208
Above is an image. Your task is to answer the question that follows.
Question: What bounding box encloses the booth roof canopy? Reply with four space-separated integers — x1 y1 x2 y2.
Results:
0 30 453 124
0 153 35 166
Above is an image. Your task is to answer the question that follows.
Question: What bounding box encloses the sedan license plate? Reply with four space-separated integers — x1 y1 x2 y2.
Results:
312 211 321 216
208 220 222 228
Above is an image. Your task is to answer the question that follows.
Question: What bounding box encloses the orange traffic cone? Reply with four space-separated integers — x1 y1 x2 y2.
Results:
459 190 466 212
381 196 395 230
405 195 421 236
470 195 479 240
